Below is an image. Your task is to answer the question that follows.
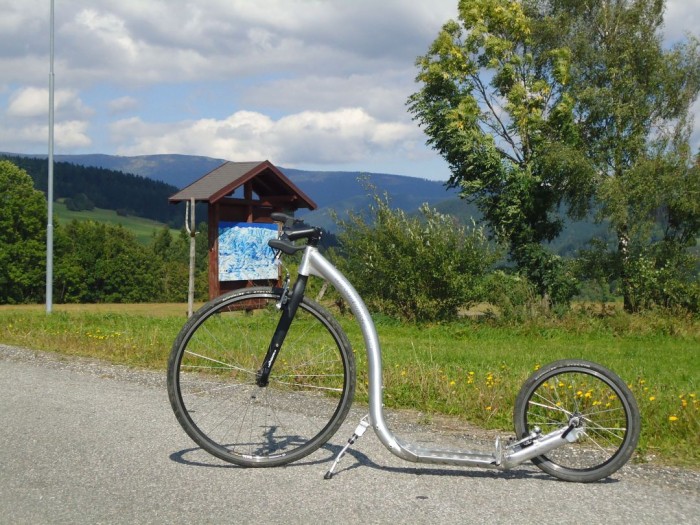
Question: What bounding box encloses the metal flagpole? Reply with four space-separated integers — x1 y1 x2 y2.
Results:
46 0 55 313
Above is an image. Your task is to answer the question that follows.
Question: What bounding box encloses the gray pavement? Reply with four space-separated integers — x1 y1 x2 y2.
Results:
1 345 698 524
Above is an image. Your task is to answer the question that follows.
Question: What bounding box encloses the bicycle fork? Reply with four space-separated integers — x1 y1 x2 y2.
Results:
255 275 308 387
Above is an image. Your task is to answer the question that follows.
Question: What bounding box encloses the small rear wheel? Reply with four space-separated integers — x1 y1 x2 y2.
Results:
167 287 355 467
513 359 640 482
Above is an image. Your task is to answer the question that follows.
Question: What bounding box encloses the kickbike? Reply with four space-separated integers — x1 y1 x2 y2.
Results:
167 213 640 483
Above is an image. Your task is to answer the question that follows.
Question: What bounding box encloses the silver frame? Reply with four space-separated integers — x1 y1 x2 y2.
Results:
299 246 580 470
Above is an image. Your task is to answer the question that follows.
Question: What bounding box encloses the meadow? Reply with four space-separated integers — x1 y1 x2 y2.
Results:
54 201 177 244
0 303 697 467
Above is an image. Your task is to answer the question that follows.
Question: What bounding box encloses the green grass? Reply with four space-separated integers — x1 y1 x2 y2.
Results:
0 303 697 467
54 201 178 244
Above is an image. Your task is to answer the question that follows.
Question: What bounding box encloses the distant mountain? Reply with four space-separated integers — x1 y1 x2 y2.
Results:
5 152 461 232
4 152 226 189
4 152 607 254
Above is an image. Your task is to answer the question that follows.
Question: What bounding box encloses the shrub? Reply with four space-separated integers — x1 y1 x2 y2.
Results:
64 193 95 211
335 190 499 322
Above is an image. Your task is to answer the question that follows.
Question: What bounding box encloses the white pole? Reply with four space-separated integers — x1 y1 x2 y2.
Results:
46 0 55 314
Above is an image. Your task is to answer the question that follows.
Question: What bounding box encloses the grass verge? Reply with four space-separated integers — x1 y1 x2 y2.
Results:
0 303 697 467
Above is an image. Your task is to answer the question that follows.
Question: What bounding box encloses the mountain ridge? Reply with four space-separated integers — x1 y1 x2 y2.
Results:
3 151 613 255
4 152 462 231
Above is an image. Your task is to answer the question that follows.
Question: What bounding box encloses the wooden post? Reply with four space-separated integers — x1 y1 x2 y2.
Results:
244 181 253 222
208 202 220 299
185 198 196 317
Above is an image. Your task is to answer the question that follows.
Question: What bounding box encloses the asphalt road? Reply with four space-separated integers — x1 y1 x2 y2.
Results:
1 344 698 524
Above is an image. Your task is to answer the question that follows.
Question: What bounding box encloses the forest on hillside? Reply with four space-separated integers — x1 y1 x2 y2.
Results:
1 155 183 226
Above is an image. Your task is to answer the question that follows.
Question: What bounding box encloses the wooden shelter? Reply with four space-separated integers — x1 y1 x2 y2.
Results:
169 161 317 299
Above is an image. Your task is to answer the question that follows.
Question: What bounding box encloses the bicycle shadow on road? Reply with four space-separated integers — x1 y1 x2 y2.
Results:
168 444 621 485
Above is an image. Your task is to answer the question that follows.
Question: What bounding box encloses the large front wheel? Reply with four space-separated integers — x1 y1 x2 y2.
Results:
513 360 640 482
167 287 356 467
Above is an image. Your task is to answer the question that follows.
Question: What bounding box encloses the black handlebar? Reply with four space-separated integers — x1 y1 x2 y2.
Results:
268 213 322 254
270 212 298 228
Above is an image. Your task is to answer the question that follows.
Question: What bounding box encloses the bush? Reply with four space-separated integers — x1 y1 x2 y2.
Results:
335 190 499 322
577 237 700 313
55 221 163 303
64 193 95 211
480 270 541 320
626 248 700 313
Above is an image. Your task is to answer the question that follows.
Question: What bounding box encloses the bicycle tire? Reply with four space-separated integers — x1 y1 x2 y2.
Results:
167 287 356 467
513 359 640 482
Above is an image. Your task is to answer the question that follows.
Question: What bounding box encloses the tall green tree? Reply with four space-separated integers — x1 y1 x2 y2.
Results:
547 0 700 311
0 161 47 303
409 0 700 311
408 0 592 304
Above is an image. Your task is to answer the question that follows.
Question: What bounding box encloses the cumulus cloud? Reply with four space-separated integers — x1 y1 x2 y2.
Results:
0 0 456 88
241 71 416 121
1 85 93 152
7 87 48 118
7 87 93 119
111 108 420 167
0 120 91 150
0 0 696 177
108 96 139 114
664 0 700 44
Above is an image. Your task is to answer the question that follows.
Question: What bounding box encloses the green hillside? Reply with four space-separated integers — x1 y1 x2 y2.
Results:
2 154 183 226
54 200 179 244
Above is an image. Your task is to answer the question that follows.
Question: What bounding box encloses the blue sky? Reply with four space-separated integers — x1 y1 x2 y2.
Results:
1 0 699 181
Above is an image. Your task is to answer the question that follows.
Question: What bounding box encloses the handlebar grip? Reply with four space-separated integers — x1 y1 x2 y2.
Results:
270 212 297 227
268 238 305 255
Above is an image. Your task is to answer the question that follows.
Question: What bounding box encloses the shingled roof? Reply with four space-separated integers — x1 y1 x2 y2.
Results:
169 160 316 209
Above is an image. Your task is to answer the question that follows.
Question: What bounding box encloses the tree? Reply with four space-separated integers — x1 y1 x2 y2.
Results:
150 223 210 302
547 0 700 311
55 221 162 303
409 0 700 311
0 160 47 303
335 188 498 322
408 0 593 304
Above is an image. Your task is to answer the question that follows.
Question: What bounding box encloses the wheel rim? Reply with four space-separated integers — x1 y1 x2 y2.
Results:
174 294 351 463
524 368 632 472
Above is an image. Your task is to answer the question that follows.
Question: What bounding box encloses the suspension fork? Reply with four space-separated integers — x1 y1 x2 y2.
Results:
255 275 309 387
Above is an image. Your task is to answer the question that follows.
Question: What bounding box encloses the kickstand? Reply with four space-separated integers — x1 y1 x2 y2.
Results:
324 415 370 480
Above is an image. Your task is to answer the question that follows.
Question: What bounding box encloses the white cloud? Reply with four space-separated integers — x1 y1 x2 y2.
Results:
108 96 139 114
241 71 417 122
664 0 700 44
7 87 48 118
0 0 695 178
0 0 457 88
111 108 420 167
690 98 700 153
55 121 92 148
7 87 93 119
0 120 91 150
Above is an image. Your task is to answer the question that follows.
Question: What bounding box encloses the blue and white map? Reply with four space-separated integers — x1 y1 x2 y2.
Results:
218 222 279 281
